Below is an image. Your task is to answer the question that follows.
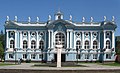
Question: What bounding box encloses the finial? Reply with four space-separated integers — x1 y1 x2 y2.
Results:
15 16 17 21
36 17 39 22
112 16 115 22
28 17 31 22
104 16 106 21
48 15 51 21
6 16 9 21
69 15 72 21
82 17 85 22
90 17 93 22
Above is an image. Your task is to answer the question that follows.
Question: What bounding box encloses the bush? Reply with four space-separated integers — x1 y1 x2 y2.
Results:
26 59 31 63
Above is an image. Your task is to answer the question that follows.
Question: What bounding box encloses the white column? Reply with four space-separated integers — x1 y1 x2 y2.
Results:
112 31 115 48
74 31 76 49
82 32 84 49
103 31 106 48
28 31 31 49
51 30 53 48
36 31 39 49
6 30 9 48
20 31 22 49
70 30 73 48
98 32 100 49
90 32 93 49
67 30 69 48
48 30 50 48
15 31 17 48
45 31 46 49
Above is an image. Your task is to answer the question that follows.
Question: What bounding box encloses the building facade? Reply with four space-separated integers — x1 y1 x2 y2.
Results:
5 11 117 62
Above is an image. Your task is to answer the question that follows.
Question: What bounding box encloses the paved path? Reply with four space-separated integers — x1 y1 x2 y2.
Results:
0 63 120 70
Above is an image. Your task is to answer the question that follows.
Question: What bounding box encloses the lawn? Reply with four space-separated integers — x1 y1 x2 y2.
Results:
0 63 15 66
101 62 120 66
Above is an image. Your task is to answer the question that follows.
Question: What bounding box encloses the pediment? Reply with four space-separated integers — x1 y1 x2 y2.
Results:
47 19 75 28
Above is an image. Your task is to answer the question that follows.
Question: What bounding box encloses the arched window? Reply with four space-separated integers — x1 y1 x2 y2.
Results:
106 40 110 49
23 40 28 49
31 40 36 49
10 40 14 48
76 40 81 50
39 40 44 50
93 40 98 49
84 40 89 49
55 32 65 48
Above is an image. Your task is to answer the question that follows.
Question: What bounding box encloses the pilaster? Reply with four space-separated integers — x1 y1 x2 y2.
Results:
67 30 69 48
15 30 17 48
90 31 93 49
82 31 84 49
103 31 106 48
112 31 115 48
36 31 39 49
20 31 22 49
28 31 31 49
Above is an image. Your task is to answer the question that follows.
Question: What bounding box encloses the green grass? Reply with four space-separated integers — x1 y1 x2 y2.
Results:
101 62 120 66
0 63 15 66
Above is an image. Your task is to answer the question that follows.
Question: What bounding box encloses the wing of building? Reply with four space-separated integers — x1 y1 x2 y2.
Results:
4 11 117 62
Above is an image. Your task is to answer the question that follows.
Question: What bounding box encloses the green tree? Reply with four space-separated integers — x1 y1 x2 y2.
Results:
0 41 4 61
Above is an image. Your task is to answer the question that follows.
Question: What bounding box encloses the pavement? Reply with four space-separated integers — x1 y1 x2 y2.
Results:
0 63 120 70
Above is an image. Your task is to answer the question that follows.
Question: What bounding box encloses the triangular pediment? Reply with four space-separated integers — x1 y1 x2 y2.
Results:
47 19 75 28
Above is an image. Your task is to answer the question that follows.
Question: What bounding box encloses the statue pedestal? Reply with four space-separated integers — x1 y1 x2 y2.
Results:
56 45 62 68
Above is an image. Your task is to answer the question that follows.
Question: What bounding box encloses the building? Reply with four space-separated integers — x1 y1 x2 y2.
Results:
4 11 117 62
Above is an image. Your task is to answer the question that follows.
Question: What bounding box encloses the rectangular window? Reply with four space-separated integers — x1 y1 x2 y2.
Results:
23 54 27 59
39 54 42 59
93 54 97 59
106 54 111 59
31 54 36 59
9 54 14 59
85 54 89 59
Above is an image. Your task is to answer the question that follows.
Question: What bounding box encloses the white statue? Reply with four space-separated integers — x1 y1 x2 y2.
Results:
112 16 115 22
104 16 106 21
7 16 9 21
37 17 39 22
28 17 31 22
69 15 72 20
90 17 93 22
82 17 85 22
48 15 51 20
15 16 17 21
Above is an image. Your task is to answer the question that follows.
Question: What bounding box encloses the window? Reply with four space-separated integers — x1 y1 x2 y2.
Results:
106 40 110 49
93 54 97 59
31 54 36 59
39 54 43 59
9 54 14 59
55 32 65 48
23 40 28 49
93 40 98 49
76 54 81 59
84 40 89 49
23 54 27 59
93 32 97 37
10 31 14 36
31 40 36 49
85 32 89 37
23 32 27 36
85 54 89 59
106 54 111 59
39 32 44 36
10 40 14 48
39 40 44 50
31 32 36 36
76 40 81 50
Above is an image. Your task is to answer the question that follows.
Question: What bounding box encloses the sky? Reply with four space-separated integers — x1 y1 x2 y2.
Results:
0 0 119 36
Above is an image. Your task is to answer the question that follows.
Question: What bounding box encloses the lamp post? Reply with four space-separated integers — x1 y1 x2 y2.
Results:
14 48 17 64
56 41 63 67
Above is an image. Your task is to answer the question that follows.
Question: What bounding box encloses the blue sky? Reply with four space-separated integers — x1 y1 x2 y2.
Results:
0 0 119 36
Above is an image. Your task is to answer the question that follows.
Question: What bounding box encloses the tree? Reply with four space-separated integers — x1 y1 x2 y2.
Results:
0 41 4 61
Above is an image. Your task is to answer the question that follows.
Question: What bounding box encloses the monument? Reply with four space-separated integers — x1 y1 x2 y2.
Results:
56 41 63 67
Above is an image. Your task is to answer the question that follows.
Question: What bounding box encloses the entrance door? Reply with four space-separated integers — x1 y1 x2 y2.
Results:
54 54 66 62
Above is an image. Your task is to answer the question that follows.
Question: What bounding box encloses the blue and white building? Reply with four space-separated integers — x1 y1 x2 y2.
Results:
4 11 117 62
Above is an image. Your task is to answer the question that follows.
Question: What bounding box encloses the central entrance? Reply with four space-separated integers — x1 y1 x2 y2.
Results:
54 54 66 62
